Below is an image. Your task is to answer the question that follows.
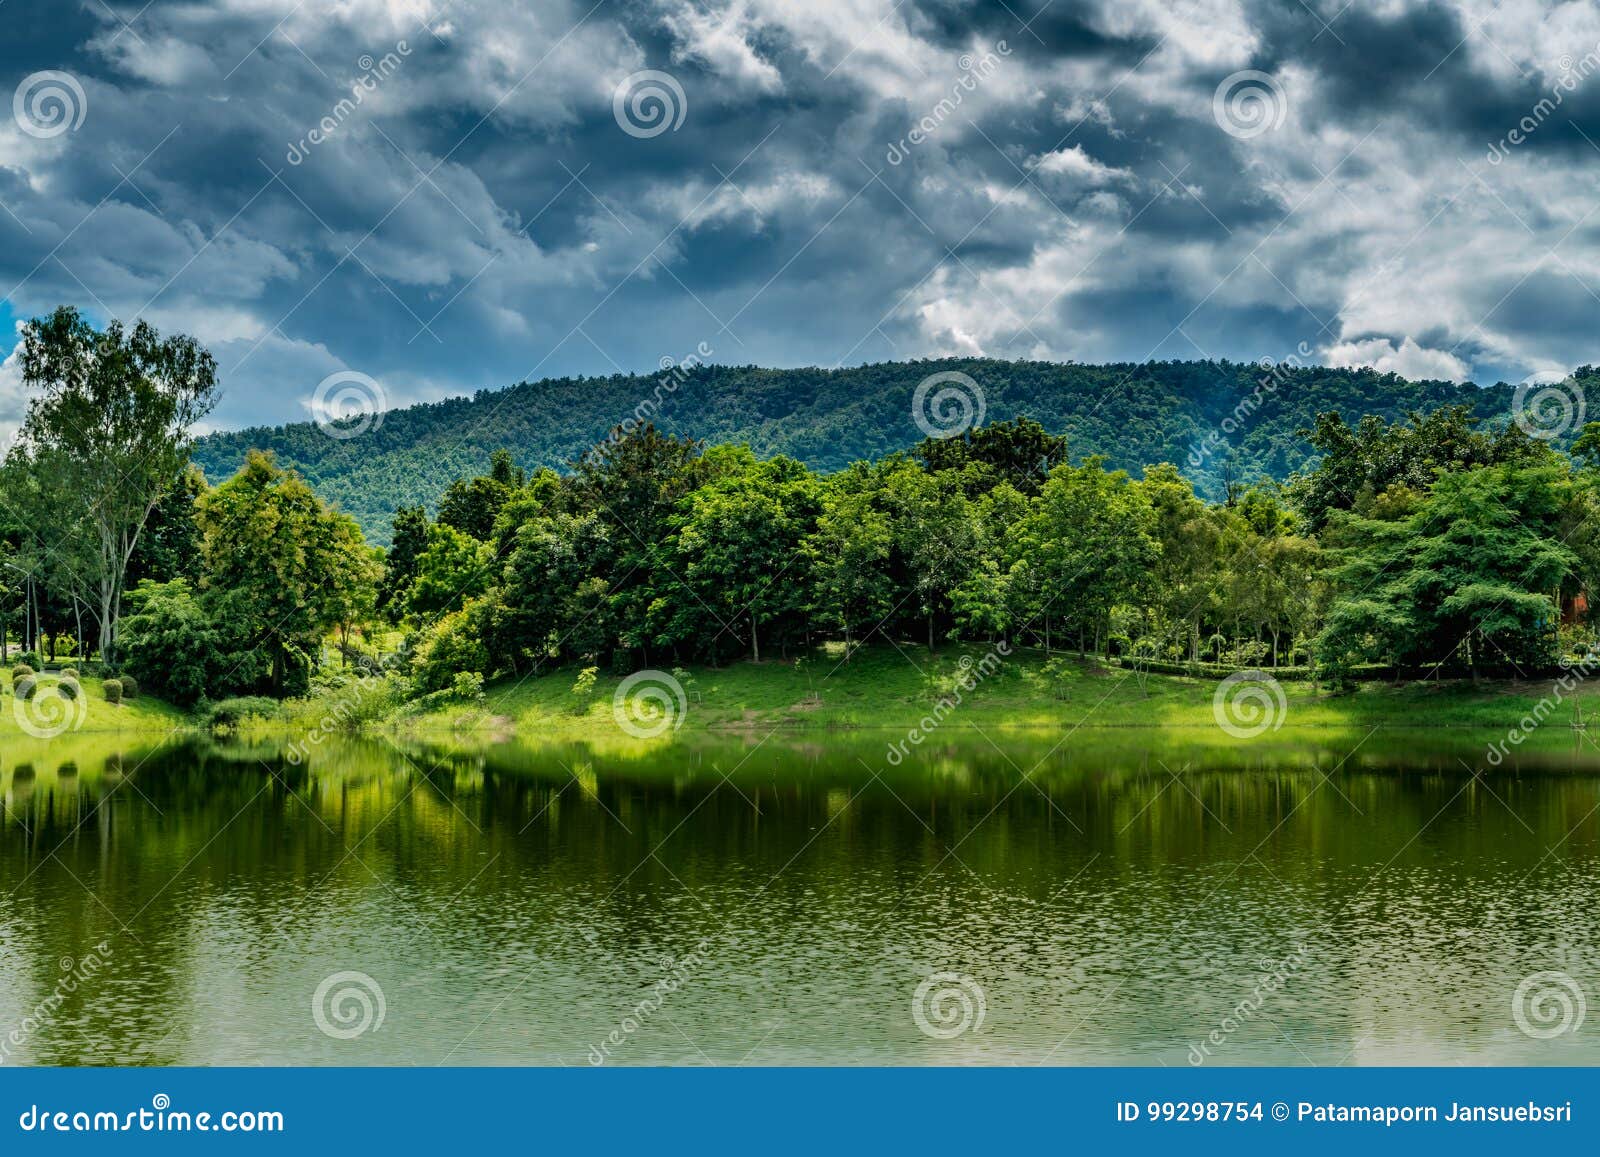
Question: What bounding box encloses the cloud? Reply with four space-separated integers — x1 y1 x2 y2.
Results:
1323 337 1473 383
1 0 1598 438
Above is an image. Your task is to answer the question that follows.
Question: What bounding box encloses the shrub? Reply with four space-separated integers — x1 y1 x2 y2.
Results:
12 663 34 683
104 679 123 705
450 671 485 703
59 666 79 680
15 675 36 701
58 678 80 701
204 697 281 728
118 580 216 707
118 674 140 699
410 604 490 693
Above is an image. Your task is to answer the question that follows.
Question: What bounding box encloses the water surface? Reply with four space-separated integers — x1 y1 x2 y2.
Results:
3 729 1599 1065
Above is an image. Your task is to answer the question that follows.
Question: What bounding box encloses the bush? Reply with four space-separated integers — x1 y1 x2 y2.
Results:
15 675 36 701
59 667 79 680
14 652 39 668
204 697 281 728
12 664 34 683
103 679 123 705
118 674 140 699
411 604 490 693
58 677 80 701
118 580 216 707
450 671 485 703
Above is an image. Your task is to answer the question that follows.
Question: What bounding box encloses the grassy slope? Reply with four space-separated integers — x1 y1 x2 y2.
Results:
0 672 191 737
392 645 1589 738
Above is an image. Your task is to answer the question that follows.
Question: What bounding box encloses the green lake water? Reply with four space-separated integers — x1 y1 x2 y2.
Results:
3 729 1600 1066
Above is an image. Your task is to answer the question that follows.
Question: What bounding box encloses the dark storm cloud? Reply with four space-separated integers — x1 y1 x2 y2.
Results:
2 0 1599 434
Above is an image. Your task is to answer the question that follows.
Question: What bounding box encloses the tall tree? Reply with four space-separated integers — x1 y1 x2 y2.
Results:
197 451 377 694
13 307 218 659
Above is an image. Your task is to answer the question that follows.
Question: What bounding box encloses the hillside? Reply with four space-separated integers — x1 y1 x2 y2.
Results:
191 357 1525 543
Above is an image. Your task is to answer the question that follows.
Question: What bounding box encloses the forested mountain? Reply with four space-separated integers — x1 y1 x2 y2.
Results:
191 357 1532 543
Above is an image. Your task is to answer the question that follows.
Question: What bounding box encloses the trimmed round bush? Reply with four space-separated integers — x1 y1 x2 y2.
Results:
103 679 123 705
15 675 37 701
58 677 80 701
12 663 34 683
118 674 140 699
59 667 79 679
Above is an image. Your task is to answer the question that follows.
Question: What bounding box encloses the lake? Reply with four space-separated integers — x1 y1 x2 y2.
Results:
3 728 1599 1065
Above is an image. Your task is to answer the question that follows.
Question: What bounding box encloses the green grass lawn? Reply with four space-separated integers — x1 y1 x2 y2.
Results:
391 643 1595 739
0 671 191 737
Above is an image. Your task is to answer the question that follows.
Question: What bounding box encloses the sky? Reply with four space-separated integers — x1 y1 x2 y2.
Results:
2 0 1600 436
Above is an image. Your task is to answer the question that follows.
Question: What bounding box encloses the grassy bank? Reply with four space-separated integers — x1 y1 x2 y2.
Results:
0 670 191 737
388 644 1593 738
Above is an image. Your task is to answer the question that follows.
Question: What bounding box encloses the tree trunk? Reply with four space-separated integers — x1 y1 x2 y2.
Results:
751 613 760 663
927 612 934 653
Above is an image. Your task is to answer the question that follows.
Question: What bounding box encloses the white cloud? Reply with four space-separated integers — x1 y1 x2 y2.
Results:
1031 145 1134 185
1323 337 1473 382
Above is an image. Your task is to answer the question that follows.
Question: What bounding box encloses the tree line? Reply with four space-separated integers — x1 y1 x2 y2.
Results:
4 307 1598 712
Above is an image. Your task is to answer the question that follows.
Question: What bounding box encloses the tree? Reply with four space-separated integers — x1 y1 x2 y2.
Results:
1014 458 1157 655
405 523 493 619
657 453 820 662
805 483 894 661
196 451 377 695
378 504 429 620
118 579 221 707
13 307 218 659
1317 462 1578 678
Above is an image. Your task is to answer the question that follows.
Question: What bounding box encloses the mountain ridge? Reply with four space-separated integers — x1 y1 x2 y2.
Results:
190 357 1529 544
